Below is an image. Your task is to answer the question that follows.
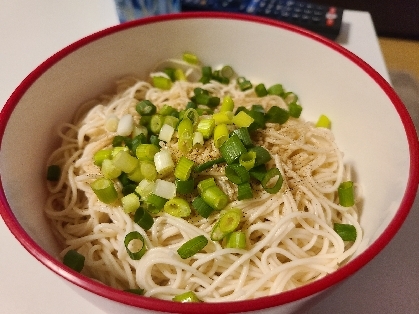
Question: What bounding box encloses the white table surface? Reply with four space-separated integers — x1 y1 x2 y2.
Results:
1 1 417 313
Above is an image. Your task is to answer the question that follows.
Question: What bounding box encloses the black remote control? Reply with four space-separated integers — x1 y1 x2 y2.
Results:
181 0 344 40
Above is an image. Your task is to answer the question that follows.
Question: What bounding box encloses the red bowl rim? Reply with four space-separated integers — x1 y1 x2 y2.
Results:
0 12 418 313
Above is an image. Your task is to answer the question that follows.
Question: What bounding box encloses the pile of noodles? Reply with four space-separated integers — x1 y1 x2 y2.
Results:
45 64 362 302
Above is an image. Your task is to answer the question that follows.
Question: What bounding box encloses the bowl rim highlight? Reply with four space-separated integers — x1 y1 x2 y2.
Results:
0 12 418 314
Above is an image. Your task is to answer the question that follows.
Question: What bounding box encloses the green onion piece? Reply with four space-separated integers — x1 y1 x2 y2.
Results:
93 149 112 166
149 134 161 147
261 167 283 194
283 92 299 104
267 83 284 96
225 164 250 184
220 95 234 112
174 68 187 81
194 93 211 105
135 179 155 199
316 114 331 128
333 223 357 241
247 109 266 132
46 165 61 181
122 183 137 196
184 109 199 127
219 134 247 164
207 96 221 108
265 106 289 124
173 291 201 303
118 172 135 187
237 77 252 91
185 101 197 110
158 124 175 142
134 207 154 230
192 196 214 218
90 178 118 204
194 157 225 173
221 65 234 78
177 118 194 153
153 179 176 200
196 106 213 116
231 127 253 147
139 115 152 127
136 144 159 161
152 76 172 90
237 182 253 200
164 197 191 217
288 102 303 118
63 250 85 272
164 67 176 81
249 164 267 181
225 231 246 249
150 114 165 134
111 146 129 159
249 146 272 167
193 131 204 147
213 111 233 125
200 67 212 83
121 193 141 213
101 159 122 179
136 100 156 116
255 83 268 97
163 115 179 129
338 181 355 207
232 110 254 128
154 149 174 175
112 135 125 147
239 151 256 170
113 150 138 173
177 235 208 259
159 104 178 116
213 124 229 148
251 104 265 113
201 186 229 210
125 288 145 295
144 193 167 213
175 178 195 194
139 160 157 181
124 231 147 260
174 156 195 181
183 52 199 64
211 208 241 241
130 133 148 153
127 163 144 183
197 177 217 194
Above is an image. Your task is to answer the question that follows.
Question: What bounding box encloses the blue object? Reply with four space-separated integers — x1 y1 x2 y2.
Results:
115 0 180 22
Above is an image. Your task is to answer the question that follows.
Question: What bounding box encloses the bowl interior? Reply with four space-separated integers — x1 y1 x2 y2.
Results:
0 13 417 312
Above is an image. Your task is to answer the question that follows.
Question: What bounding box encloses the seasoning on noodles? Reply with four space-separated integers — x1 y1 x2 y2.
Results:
45 53 362 302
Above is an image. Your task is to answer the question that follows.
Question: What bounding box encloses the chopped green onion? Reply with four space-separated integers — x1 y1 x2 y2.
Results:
152 76 172 90
220 65 234 79
134 207 154 230
265 106 289 124
112 135 125 147
232 110 254 128
201 186 229 210
164 197 191 217
46 165 61 181
193 131 204 147
121 193 141 213
124 231 147 260
237 77 252 91
93 149 112 166
213 111 233 125
117 114 134 136
231 127 253 147
163 115 179 128
126 163 144 183
139 160 157 181
255 83 268 97
175 178 195 194
333 223 357 241
251 104 265 113
136 100 156 116
225 231 246 249
150 114 165 134
149 134 161 147
183 52 199 64
249 146 272 167
173 291 201 303
338 181 355 207
90 178 118 204
101 159 122 179
164 67 176 81
261 167 283 194
184 108 200 127
63 250 85 272
219 134 247 164
220 95 234 112
174 156 195 181
139 115 152 127
154 149 174 175
118 172 135 187
237 182 253 200
130 133 148 153
225 164 250 184
136 144 159 161
177 118 194 153
288 102 303 118
177 235 208 259
192 196 214 218
159 104 178 116
144 193 167 213
158 124 175 142
316 114 331 128
267 83 284 96
239 151 256 170
249 164 267 182
113 150 138 173
153 179 176 200
211 208 241 241
174 68 187 81
105 115 119 132
197 177 217 194
135 179 156 199
121 183 137 196
125 288 145 295
247 109 266 132
283 92 298 104
194 157 225 172
213 124 229 148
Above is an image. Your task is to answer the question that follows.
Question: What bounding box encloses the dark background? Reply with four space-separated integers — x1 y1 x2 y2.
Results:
315 0 419 39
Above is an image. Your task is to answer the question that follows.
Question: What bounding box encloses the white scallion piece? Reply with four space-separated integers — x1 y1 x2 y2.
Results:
154 148 174 175
135 179 156 199
158 124 175 142
117 114 134 136
105 115 119 132
153 179 176 200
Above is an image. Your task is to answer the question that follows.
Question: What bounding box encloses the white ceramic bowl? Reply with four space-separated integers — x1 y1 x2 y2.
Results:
0 13 418 314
